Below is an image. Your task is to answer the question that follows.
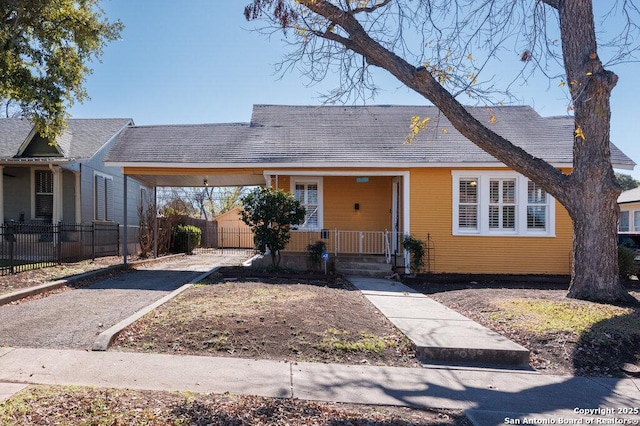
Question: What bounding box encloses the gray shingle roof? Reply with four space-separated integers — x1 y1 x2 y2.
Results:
104 105 634 168
0 118 132 160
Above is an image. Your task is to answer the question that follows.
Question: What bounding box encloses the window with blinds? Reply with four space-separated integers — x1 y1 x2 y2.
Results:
458 179 478 230
295 182 319 229
489 179 516 230
34 170 53 219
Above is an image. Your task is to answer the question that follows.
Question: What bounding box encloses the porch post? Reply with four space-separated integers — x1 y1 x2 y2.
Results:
402 172 411 271
75 171 81 223
51 166 63 224
123 175 128 265
153 186 158 258
0 166 4 224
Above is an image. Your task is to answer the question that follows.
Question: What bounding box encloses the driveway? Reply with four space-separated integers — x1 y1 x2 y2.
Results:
0 253 249 349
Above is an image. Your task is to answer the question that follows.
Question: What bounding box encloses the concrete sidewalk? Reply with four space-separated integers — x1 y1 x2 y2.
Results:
348 276 530 366
0 347 638 425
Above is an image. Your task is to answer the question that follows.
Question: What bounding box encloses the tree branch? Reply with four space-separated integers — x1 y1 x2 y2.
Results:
298 0 569 200
539 0 559 9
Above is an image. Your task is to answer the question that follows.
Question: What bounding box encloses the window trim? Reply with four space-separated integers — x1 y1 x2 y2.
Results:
290 176 323 231
452 171 555 237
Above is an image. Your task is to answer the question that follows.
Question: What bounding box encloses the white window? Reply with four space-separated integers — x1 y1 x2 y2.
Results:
452 171 555 236
291 177 323 230
94 173 114 221
458 178 478 230
34 169 53 219
489 178 516 230
620 211 630 232
527 181 548 231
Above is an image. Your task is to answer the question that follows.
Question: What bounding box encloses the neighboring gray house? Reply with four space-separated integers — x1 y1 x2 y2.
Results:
0 118 149 227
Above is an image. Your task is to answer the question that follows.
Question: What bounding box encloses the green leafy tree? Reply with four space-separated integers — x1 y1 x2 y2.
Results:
0 0 123 138
244 0 639 304
616 173 640 191
241 187 306 267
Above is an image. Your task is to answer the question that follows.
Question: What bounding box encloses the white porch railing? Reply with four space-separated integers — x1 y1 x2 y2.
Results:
287 229 399 263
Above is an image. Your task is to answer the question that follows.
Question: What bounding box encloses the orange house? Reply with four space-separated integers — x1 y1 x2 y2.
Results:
105 105 634 275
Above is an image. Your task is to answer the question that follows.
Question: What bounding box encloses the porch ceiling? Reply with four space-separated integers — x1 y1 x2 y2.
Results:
125 171 266 188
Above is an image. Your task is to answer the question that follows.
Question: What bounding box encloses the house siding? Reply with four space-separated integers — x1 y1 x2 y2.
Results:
409 168 573 275
81 134 149 226
62 171 76 223
3 167 30 222
323 176 392 231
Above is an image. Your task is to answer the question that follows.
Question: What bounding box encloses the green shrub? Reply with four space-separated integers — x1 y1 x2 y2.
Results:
618 245 637 280
172 225 202 253
402 235 425 273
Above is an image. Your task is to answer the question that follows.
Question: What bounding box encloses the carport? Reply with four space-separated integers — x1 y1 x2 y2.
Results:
104 122 269 262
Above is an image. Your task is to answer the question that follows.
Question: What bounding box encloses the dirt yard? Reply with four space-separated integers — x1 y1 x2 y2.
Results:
404 277 640 377
113 266 419 367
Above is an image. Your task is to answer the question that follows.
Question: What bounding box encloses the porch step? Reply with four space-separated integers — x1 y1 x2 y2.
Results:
335 256 393 278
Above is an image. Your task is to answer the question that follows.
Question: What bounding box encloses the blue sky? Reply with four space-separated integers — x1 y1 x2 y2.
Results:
70 1 640 178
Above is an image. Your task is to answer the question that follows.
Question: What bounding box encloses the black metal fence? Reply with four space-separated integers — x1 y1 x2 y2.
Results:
0 222 120 276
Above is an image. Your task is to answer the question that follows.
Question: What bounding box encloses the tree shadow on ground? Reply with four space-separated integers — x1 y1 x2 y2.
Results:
573 310 640 376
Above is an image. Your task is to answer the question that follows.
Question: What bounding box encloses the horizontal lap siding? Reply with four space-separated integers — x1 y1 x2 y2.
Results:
323 176 392 231
410 168 573 275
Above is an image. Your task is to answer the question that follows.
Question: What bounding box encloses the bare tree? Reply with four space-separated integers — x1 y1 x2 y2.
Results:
245 0 640 304
157 186 251 220
0 98 23 118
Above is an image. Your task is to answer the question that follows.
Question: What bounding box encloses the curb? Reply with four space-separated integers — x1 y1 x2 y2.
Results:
92 265 222 351
0 255 186 307
0 265 124 307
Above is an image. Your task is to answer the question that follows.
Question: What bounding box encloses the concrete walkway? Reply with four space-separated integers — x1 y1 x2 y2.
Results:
1 270 639 425
347 276 530 366
0 347 638 425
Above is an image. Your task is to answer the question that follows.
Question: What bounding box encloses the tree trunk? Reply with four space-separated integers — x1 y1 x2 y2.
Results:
565 182 635 303
559 0 635 304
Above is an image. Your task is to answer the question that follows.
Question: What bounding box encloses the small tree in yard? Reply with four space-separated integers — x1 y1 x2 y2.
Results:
241 187 306 267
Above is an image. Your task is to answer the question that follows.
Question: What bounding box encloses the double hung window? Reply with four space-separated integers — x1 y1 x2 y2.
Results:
453 171 555 236
291 177 323 230
34 170 53 219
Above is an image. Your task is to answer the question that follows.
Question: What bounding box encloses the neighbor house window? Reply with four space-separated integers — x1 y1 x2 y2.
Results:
291 177 323 230
94 173 114 221
527 181 548 231
34 169 53 219
633 211 640 233
452 171 555 236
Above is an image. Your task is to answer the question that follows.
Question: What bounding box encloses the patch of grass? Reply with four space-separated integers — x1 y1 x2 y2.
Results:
491 298 639 335
317 327 394 353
